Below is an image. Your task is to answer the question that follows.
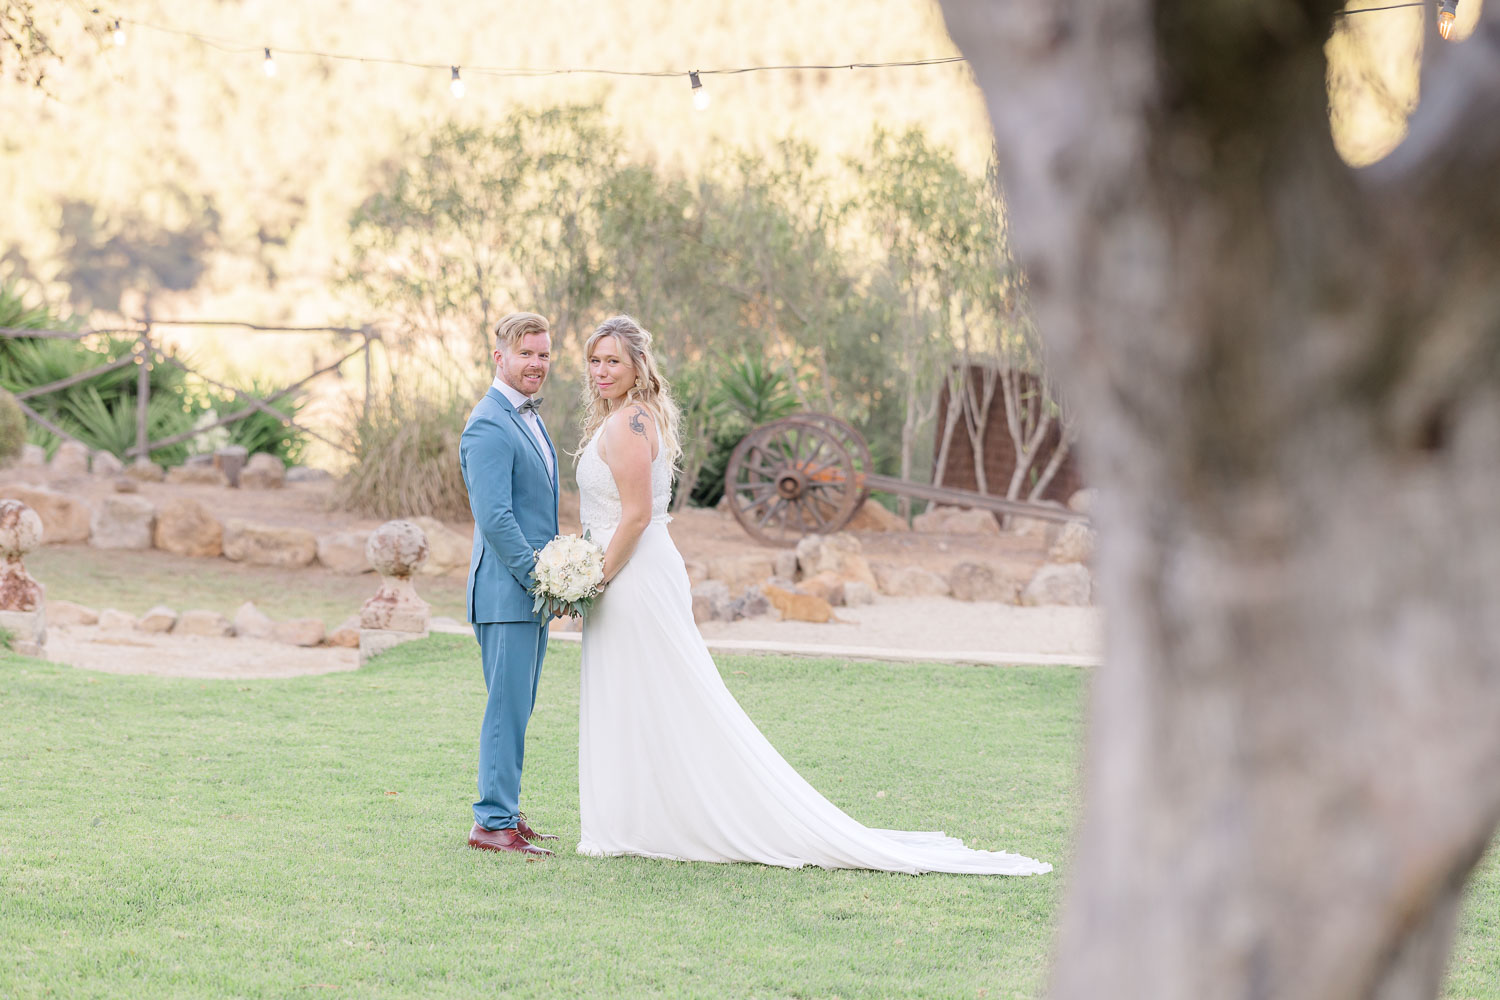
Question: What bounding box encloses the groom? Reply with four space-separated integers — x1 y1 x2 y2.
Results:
460 311 561 856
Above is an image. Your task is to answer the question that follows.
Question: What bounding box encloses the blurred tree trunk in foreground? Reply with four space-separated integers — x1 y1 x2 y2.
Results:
937 2 1500 998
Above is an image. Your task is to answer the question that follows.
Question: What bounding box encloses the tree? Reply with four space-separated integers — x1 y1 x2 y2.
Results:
54 193 221 318
344 106 613 385
1 1 59 87
937 2 1500 999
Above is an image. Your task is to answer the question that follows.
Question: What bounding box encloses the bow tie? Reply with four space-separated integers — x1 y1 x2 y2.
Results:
516 396 543 415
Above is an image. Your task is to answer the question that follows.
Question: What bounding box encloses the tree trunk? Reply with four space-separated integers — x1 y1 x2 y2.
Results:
932 362 969 488
937 2 1500 999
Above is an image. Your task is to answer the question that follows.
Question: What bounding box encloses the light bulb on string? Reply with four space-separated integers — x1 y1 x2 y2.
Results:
262 47 277 77
111 19 126 47
689 70 709 111
1437 0 1459 40
450 66 465 99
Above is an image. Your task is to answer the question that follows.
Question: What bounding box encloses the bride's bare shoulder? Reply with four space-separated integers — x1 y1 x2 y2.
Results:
601 405 660 459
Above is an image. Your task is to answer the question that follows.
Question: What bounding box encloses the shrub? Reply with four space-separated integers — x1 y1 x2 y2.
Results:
687 352 801 508
204 378 309 466
0 391 25 463
334 383 472 520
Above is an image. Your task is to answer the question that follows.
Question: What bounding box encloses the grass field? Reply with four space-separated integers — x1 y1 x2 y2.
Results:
1 639 1495 998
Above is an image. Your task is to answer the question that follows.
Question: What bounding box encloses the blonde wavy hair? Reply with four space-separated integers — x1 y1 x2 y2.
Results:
579 315 682 469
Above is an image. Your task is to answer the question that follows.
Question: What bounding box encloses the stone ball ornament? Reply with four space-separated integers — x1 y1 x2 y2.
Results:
0 498 43 558
365 520 429 578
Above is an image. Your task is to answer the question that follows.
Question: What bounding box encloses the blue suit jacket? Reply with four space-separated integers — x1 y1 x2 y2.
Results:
460 387 560 625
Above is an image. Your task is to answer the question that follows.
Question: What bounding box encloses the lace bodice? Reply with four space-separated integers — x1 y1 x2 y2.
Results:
577 428 672 535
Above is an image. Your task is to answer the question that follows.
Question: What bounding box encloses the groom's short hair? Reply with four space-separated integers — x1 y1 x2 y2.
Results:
494 312 550 351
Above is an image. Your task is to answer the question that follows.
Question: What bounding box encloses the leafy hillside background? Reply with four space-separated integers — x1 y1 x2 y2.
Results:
0 0 1461 482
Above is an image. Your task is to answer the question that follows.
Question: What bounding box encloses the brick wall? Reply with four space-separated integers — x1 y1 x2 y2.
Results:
932 366 1083 504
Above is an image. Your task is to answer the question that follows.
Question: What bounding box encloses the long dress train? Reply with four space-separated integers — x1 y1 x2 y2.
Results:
574 431 1050 875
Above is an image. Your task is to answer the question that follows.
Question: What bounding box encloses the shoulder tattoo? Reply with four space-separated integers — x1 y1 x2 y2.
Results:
628 406 647 437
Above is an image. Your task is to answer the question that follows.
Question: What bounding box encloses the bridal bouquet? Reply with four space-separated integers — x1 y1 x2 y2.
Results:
530 533 606 618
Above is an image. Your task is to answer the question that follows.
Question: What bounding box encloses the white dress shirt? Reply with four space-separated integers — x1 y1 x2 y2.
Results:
493 376 555 484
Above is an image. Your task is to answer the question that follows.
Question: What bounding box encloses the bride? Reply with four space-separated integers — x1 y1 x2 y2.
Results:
574 315 1051 876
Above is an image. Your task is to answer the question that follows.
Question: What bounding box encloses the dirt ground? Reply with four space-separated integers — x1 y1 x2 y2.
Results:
5 465 1102 677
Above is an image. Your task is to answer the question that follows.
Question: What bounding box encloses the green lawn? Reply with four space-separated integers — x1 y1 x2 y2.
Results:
0 640 1494 999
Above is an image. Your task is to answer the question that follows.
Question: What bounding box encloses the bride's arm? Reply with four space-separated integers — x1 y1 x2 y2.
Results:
598 405 657 583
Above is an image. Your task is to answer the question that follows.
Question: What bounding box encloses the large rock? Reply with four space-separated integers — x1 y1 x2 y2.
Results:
705 553 777 596
948 562 1020 603
286 465 332 484
912 506 1000 535
691 579 732 623
409 516 469 576
233 601 275 639
222 519 317 567
91 451 124 477
153 497 224 558
48 600 99 626
0 485 91 543
843 581 876 607
1067 488 1099 515
1020 562 1094 607
1007 501 1071 546
871 563 952 597
213 445 249 487
797 571 847 607
0 608 44 648
173 609 234 637
50 440 91 477
240 452 286 490
124 458 164 483
316 530 373 574
727 586 772 620
327 616 361 648
794 533 877 588
273 618 326 646
97 608 136 630
90 494 156 550
763 584 835 623
773 550 799 581
165 463 230 487
1047 521 1097 565
845 499 910 533
19 443 46 467
137 605 178 633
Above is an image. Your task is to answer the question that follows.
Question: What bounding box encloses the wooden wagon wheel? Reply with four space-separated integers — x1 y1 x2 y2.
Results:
794 413 872 505
724 418 862 547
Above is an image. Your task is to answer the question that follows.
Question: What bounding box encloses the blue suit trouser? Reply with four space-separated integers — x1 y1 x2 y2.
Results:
472 620 548 830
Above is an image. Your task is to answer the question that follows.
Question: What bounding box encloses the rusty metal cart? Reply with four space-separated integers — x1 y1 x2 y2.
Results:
721 414 1087 547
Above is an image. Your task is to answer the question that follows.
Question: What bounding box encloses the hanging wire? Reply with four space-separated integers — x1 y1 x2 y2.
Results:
108 15 968 78
99 6 1439 86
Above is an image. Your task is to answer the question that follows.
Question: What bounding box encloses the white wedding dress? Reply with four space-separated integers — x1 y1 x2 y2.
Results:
574 430 1051 875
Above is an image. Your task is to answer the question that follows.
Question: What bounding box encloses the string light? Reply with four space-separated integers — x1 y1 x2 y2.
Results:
103 14 967 83
1437 0 1459 39
97 3 1456 112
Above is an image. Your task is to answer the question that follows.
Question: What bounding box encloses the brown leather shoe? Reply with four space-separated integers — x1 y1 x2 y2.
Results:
516 811 559 842
468 823 554 856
